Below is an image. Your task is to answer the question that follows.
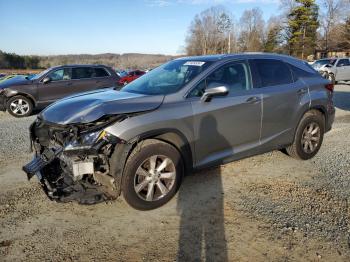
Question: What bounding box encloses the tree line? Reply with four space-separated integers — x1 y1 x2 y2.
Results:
185 0 350 60
0 51 41 69
0 51 174 70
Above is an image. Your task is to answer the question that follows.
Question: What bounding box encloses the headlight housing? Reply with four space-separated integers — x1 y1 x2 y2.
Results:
64 130 120 151
64 130 111 152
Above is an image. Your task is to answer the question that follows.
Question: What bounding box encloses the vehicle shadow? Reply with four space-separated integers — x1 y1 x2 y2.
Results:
177 115 228 261
334 91 350 111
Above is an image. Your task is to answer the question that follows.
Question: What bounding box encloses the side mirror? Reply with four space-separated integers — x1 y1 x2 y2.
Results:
42 77 51 84
201 83 229 102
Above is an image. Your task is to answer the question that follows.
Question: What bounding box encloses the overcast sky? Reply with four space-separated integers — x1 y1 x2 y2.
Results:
0 0 282 55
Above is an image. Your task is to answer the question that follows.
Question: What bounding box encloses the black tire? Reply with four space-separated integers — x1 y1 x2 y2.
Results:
122 139 184 210
286 110 325 160
6 95 33 117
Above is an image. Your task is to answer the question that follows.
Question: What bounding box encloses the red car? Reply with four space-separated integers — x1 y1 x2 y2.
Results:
118 70 146 85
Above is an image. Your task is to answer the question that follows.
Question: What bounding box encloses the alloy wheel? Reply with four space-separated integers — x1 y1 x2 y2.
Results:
134 155 176 202
9 98 30 116
301 122 321 154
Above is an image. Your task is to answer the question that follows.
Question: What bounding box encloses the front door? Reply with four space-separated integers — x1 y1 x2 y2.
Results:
189 61 262 167
38 67 73 104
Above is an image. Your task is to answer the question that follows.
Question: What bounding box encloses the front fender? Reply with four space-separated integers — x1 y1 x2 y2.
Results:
105 100 195 164
3 88 37 106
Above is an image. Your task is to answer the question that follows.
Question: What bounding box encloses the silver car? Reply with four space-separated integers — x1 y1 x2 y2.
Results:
319 58 350 84
23 53 335 210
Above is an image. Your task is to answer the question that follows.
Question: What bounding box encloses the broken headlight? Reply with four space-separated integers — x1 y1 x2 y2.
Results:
64 130 117 153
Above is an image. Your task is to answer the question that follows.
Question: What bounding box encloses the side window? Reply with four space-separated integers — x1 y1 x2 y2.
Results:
289 64 317 80
254 59 293 87
188 61 251 97
94 68 110 77
189 80 206 98
337 59 350 67
72 67 94 79
47 68 71 81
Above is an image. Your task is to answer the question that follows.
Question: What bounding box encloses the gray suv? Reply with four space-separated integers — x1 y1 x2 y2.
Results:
0 65 119 117
23 54 335 210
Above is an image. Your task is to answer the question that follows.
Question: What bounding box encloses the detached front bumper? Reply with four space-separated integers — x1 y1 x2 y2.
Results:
22 148 60 180
0 94 6 111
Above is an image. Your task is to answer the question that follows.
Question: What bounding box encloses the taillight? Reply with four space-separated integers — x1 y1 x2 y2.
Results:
325 83 334 92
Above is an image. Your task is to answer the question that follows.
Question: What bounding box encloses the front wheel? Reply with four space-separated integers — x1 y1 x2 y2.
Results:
285 110 325 160
122 139 184 210
6 95 33 117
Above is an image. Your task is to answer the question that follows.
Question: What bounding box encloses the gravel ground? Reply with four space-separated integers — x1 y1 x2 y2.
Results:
0 84 349 261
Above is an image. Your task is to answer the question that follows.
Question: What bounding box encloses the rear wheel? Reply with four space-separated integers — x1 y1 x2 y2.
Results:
122 139 183 210
6 95 33 117
286 110 325 160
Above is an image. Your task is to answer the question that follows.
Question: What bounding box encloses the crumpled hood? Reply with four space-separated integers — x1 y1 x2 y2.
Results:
40 89 165 125
0 75 31 89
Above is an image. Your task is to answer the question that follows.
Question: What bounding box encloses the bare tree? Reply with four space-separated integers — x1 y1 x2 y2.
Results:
320 0 350 51
185 6 235 55
237 8 265 52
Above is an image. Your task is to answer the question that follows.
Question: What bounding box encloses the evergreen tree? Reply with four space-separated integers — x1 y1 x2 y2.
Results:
287 0 319 59
264 25 281 52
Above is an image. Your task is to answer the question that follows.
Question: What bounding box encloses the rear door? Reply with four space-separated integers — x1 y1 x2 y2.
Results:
189 60 262 167
38 67 73 103
70 67 99 93
93 67 114 88
250 59 310 147
335 58 350 81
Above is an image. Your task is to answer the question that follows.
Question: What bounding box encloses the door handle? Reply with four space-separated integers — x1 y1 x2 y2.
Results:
67 82 73 86
246 96 261 104
297 88 307 95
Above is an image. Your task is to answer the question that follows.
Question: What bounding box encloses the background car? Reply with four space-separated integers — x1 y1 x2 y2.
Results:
117 70 146 86
320 57 350 84
116 70 128 78
0 64 120 117
310 58 333 71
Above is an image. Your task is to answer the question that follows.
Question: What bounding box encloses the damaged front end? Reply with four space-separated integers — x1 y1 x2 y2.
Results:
23 115 126 204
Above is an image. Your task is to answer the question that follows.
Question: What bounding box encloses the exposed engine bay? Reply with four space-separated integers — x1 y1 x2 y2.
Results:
23 115 128 204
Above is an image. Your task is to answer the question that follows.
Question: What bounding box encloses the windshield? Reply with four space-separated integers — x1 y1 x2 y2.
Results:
329 59 337 65
121 60 212 95
312 59 331 68
30 68 51 80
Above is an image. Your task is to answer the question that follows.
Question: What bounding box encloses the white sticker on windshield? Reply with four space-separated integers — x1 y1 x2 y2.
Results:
184 61 205 66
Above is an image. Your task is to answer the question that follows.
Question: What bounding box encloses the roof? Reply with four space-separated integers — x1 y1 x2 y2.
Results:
51 64 109 69
176 52 301 63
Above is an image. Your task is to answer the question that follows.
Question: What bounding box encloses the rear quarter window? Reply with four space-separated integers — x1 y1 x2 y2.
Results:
289 64 319 80
94 68 110 77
